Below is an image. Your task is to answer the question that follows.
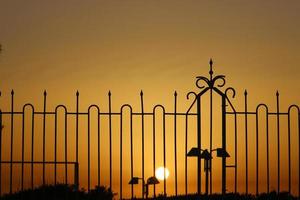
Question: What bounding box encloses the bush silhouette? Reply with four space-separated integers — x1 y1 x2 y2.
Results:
2 184 115 200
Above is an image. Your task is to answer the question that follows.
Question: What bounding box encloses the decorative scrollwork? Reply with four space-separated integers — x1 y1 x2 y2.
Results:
195 76 210 89
186 91 197 100
212 75 226 88
186 91 197 113
194 60 226 90
225 87 236 99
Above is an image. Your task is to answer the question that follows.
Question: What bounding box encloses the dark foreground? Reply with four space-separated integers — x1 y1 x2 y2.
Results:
1 185 298 200
141 192 297 200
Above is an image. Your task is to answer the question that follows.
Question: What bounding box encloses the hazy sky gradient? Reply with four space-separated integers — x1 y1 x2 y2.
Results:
1 0 300 109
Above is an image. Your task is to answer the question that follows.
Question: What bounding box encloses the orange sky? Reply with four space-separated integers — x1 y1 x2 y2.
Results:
1 0 300 198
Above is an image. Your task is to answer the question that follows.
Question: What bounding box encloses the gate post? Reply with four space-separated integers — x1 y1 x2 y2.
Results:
74 162 79 191
221 95 226 194
196 94 201 195
0 110 2 196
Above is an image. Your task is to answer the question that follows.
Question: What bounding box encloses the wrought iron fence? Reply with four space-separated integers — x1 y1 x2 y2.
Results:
0 60 299 199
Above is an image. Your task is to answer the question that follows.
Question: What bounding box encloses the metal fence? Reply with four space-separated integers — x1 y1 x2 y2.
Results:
0 60 299 199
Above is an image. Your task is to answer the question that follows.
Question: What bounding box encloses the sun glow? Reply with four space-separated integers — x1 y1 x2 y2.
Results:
155 166 170 180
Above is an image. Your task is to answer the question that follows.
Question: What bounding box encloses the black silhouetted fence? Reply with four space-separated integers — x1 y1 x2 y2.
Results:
0 60 299 199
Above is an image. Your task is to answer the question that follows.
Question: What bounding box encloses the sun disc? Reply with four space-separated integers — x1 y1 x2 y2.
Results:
155 166 170 180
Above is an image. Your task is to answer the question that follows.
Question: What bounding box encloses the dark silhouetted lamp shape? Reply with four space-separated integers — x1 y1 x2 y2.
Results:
129 176 159 199
128 177 140 185
187 147 230 195
147 176 159 185
214 148 230 158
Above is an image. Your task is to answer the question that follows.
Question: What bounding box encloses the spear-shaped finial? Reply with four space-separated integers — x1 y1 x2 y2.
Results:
209 58 213 76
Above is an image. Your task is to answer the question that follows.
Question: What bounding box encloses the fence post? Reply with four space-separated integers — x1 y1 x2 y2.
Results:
196 94 201 195
221 95 227 195
74 162 79 191
0 109 2 196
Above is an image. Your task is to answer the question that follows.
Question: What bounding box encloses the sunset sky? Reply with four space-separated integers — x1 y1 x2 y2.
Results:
1 0 300 198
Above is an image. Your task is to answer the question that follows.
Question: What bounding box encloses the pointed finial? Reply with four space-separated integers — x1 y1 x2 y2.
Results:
108 90 111 96
276 90 279 96
209 58 213 76
209 58 213 66
140 90 143 96
244 90 248 95
76 90 79 96
11 90 14 95
44 90 47 96
174 91 177 96
0 91 1 97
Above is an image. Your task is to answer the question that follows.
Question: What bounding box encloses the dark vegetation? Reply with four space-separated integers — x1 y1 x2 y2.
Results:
143 191 297 200
1 185 297 200
1 184 115 200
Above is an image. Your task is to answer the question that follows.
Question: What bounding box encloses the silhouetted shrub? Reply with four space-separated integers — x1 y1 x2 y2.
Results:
1 184 115 200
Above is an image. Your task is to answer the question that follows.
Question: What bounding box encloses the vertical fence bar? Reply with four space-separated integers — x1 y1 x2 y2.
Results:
276 91 280 193
119 105 133 199
0 109 2 196
140 91 145 199
287 108 291 194
10 90 14 194
98 110 101 187
87 105 101 190
74 162 79 190
153 115 156 197
197 94 201 195
287 105 299 196
234 112 237 193
64 111 68 185
0 93 1 197
298 110 300 198
162 107 166 197
244 90 248 195
209 63 213 194
42 91 47 186
21 106 25 191
30 106 35 190
120 107 123 200
130 109 133 199
21 104 36 191
255 107 259 196
209 91 213 194
54 105 67 186
108 91 112 190
221 95 226 195
54 110 57 185
75 91 79 186
87 109 91 192
174 91 178 196
266 109 269 194
185 113 188 195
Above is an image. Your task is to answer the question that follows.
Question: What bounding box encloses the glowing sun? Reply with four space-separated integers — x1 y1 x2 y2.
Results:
155 166 170 180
